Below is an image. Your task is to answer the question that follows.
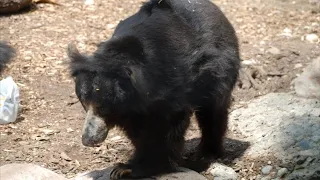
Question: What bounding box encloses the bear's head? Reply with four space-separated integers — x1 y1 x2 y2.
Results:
67 36 147 147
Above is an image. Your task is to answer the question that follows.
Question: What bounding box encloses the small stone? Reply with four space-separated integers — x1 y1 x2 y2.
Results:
24 56 32 61
110 136 122 141
294 63 303 69
281 28 292 37
41 129 59 135
84 0 94 5
256 175 262 180
306 34 319 43
107 24 115 29
261 165 273 175
242 59 257 65
277 168 288 178
261 177 271 180
210 163 237 180
283 28 292 34
66 128 74 133
268 161 272 165
267 47 281 55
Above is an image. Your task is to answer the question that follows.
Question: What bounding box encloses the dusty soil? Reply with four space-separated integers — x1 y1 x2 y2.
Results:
0 0 319 179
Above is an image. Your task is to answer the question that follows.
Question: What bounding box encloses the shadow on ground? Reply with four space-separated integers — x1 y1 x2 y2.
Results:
182 137 250 172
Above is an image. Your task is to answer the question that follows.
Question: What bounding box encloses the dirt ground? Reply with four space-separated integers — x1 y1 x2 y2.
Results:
0 0 319 179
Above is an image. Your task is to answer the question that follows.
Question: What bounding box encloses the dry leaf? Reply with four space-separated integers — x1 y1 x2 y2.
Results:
60 152 72 161
32 0 61 5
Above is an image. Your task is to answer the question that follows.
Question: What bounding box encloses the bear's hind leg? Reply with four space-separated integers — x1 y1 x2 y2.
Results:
194 99 230 159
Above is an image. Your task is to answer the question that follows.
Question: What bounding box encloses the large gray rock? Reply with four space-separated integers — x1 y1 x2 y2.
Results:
0 163 68 180
229 92 320 179
293 56 320 99
0 163 206 180
74 167 207 180
0 0 32 14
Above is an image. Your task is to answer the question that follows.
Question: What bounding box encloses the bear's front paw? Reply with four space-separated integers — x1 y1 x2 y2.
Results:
110 163 132 180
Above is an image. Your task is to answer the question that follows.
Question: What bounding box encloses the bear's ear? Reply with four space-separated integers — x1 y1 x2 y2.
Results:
124 66 141 83
111 36 144 59
67 43 89 77
67 43 87 63
123 66 148 94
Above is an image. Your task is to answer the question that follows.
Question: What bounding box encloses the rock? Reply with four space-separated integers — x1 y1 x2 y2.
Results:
75 167 206 180
229 93 320 159
0 0 32 14
267 47 281 55
210 163 238 180
305 34 319 43
241 59 258 66
260 177 271 180
67 128 74 132
277 168 288 178
293 56 320 99
109 135 122 141
24 56 32 61
107 24 116 29
0 163 67 180
256 175 262 180
261 165 273 175
229 92 320 180
40 129 60 135
294 63 303 69
280 28 292 37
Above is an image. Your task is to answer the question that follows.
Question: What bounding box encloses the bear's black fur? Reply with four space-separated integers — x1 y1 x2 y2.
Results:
68 0 240 179
0 41 15 74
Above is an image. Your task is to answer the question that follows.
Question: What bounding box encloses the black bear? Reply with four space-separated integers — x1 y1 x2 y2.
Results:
0 41 15 74
67 0 240 179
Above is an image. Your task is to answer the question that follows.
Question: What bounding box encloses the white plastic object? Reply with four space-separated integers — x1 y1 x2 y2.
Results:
0 76 20 124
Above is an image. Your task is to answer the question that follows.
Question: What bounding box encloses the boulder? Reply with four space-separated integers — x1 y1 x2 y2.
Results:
0 163 68 180
229 92 320 179
293 56 320 99
74 167 207 180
